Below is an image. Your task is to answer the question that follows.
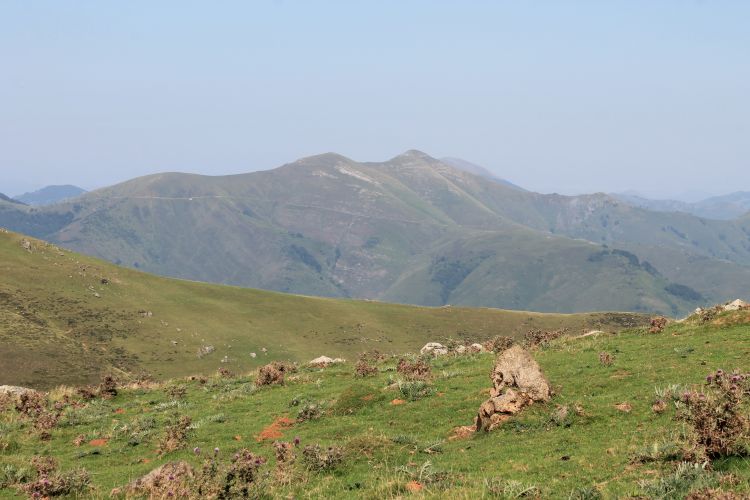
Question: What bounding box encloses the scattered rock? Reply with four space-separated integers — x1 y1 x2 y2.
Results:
476 345 551 431
469 343 485 353
723 299 748 311
250 352 257 358
455 345 468 355
197 345 215 358
420 342 448 357
21 239 32 252
309 355 345 367
0 385 36 396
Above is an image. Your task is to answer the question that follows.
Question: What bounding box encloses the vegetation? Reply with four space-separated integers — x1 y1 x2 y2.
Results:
1 308 749 498
0 229 644 388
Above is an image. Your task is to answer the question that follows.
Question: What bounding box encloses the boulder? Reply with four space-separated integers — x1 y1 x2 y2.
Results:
455 345 468 355
469 343 485 353
0 385 36 396
723 299 748 311
420 342 448 357
308 355 344 367
476 345 551 431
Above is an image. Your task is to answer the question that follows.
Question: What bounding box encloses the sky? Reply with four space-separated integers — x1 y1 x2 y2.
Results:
1 1 748 201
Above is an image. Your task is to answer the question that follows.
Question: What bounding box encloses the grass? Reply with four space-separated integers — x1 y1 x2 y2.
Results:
1 312 749 498
0 229 646 388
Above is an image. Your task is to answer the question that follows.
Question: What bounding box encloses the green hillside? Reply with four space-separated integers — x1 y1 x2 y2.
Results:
1 306 748 498
0 230 644 389
1 151 749 315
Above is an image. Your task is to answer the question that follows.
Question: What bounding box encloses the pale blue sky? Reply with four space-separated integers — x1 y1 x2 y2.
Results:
1 1 748 200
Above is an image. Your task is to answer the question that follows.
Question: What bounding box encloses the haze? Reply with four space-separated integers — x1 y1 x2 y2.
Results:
2 1 748 200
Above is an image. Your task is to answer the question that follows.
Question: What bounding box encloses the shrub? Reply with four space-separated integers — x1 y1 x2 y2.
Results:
599 351 614 366
650 316 668 333
523 329 565 348
296 402 323 422
302 444 344 472
0 464 32 488
217 367 234 379
158 414 192 454
483 478 539 498
396 358 431 381
354 360 378 378
484 335 515 353
98 375 118 398
332 384 379 415
398 380 435 401
677 369 750 459
17 456 90 498
256 361 296 387
165 384 188 400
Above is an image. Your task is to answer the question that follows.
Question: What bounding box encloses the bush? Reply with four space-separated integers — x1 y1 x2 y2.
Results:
523 329 565 348
677 369 750 459
296 403 323 422
301 444 344 472
396 358 431 381
17 456 90 498
398 380 435 401
650 316 668 333
484 336 515 353
98 374 118 398
354 360 378 378
599 351 614 366
256 361 296 387
158 414 192 454
332 384 379 415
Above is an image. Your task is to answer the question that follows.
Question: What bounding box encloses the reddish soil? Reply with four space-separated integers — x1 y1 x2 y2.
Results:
256 416 295 441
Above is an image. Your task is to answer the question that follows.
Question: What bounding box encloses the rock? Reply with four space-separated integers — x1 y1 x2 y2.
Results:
723 299 747 311
420 342 448 357
20 239 32 252
309 355 345 367
455 345 468 355
469 343 485 353
0 385 36 396
250 352 257 358
476 345 551 431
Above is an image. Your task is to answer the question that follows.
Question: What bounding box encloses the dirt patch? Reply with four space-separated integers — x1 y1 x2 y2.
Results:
390 399 406 406
405 480 423 492
614 402 632 413
256 416 295 441
88 438 108 447
360 394 375 401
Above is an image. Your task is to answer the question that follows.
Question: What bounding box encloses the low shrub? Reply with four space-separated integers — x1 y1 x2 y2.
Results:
484 336 515 353
302 444 344 472
158 414 192 454
354 360 378 378
398 380 435 401
599 351 614 366
523 329 566 348
677 369 750 459
638 462 719 499
650 316 668 333
396 358 431 381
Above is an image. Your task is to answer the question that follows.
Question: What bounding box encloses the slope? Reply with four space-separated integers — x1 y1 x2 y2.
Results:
0 229 645 388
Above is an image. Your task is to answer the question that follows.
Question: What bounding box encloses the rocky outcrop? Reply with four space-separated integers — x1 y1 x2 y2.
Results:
309 355 345 367
476 345 551 431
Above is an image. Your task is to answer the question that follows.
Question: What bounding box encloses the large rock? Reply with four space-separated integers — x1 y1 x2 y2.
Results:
723 299 748 311
308 355 345 367
476 345 551 431
420 342 448 357
0 385 36 396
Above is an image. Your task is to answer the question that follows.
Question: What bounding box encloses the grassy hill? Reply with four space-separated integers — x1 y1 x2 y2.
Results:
0 230 645 389
1 306 748 497
1 151 748 315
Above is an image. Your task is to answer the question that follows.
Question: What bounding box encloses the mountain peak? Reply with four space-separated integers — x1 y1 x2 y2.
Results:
390 149 437 162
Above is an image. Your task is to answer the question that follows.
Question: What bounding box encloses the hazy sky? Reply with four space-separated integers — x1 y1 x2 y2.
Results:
1 1 748 200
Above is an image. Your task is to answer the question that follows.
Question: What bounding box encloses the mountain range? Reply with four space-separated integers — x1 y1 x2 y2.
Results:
612 191 750 220
13 184 87 206
1 150 749 316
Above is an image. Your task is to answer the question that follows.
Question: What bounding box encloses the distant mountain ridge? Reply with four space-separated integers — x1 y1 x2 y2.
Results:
14 184 86 206
0 192 25 205
440 157 527 191
612 191 750 220
1 150 748 315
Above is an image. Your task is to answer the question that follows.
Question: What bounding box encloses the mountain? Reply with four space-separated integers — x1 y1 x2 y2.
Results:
14 184 86 206
440 157 526 190
0 229 645 388
613 191 750 220
1 150 749 315
0 192 25 205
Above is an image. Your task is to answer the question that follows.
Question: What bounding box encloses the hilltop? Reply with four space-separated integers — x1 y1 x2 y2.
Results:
0 229 644 389
0 304 748 497
2 151 748 316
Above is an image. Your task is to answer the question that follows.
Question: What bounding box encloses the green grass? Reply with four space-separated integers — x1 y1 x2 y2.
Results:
0 229 645 388
1 314 749 498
